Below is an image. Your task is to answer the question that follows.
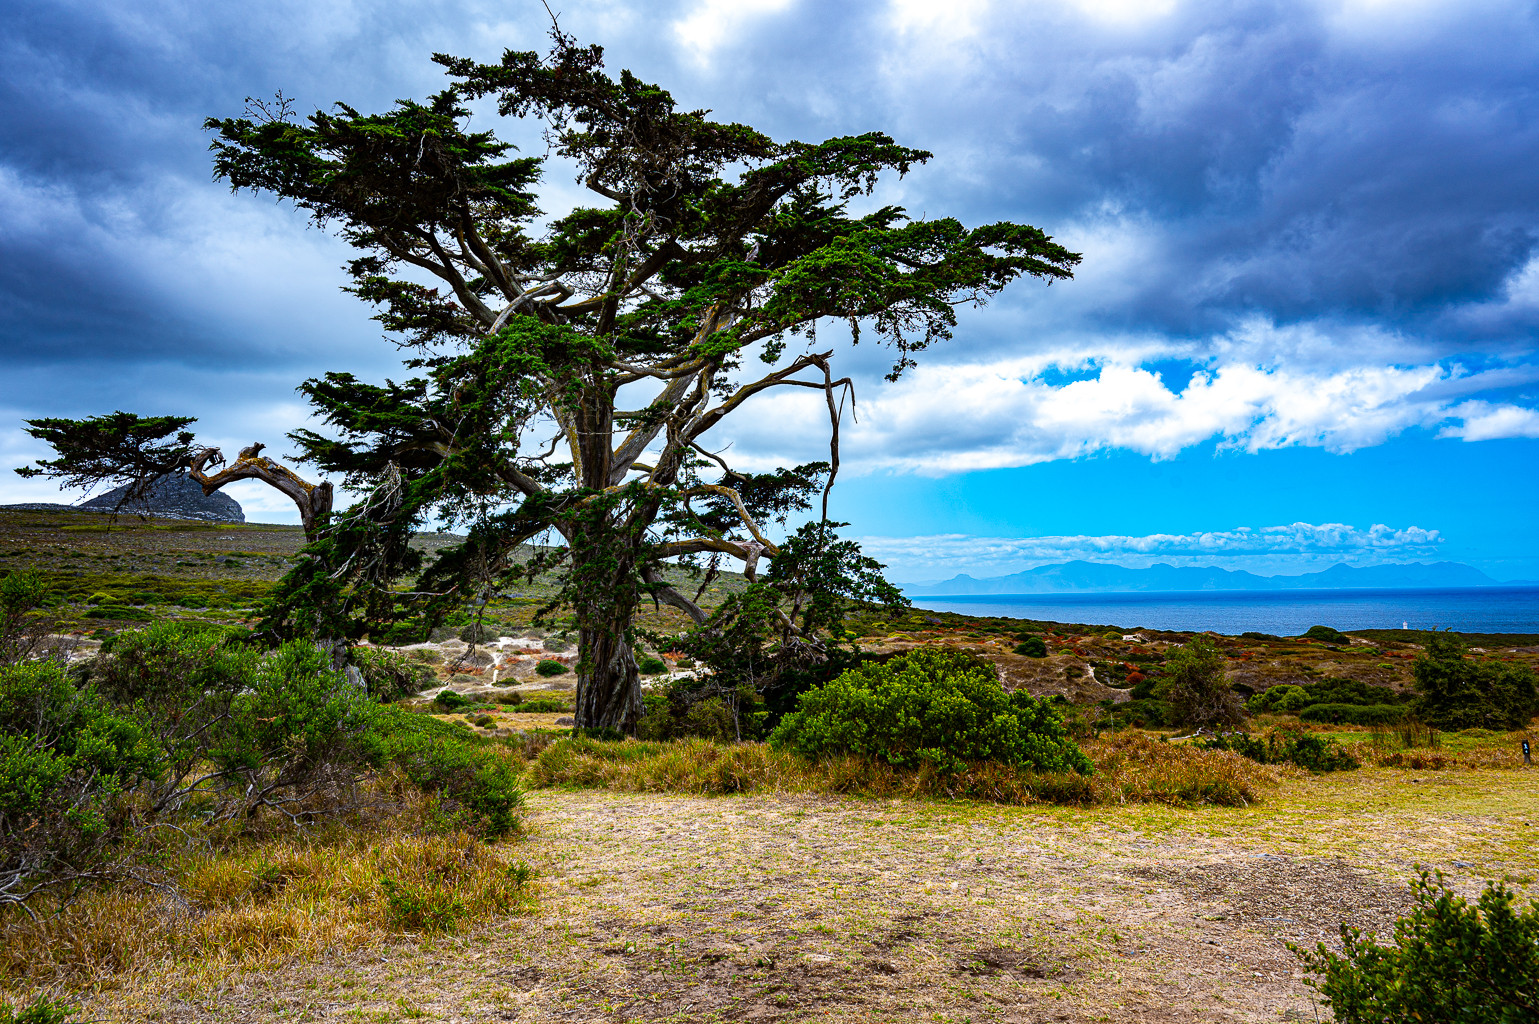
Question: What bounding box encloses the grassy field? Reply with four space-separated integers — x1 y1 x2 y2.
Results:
4 511 1538 1022
12 752 1534 1023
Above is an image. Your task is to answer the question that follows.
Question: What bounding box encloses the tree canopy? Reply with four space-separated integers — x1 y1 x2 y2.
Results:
19 25 1079 732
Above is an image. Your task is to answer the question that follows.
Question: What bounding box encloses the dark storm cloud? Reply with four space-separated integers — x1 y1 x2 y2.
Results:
4 0 1539 417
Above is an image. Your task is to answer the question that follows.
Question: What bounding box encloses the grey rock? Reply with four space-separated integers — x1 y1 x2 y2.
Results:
76 473 245 523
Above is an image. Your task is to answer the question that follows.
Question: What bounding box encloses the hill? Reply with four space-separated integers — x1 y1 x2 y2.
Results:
905 559 1501 596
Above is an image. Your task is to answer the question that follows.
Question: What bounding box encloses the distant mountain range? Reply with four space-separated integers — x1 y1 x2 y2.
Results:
903 560 1516 596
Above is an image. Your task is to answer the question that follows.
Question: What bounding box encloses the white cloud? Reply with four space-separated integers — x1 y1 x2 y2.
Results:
859 521 1445 581
672 0 798 65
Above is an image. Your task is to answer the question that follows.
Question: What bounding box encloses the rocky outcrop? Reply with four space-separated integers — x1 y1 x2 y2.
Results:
76 473 245 523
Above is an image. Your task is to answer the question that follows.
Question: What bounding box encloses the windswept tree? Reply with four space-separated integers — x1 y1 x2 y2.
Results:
18 27 1079 732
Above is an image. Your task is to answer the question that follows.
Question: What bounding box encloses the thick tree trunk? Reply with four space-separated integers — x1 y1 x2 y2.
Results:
574 624 641 732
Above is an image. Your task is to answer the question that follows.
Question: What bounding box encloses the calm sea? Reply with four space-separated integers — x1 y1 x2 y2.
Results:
905 586 1539 635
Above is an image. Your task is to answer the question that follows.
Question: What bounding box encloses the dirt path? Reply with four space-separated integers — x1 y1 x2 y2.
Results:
83 770 1539 1023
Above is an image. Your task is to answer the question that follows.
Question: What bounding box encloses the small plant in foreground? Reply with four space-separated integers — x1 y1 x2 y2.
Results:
1294 871 1538 1023
535 659 568 677
0 995 77 1024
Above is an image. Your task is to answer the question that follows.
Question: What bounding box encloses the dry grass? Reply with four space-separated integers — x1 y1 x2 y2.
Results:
0 823 534 988
522 731 1287 808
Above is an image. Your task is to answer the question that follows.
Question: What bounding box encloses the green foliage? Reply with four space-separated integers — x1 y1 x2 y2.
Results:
1301 624 1350 644
0 996 79 1024
0 660 161 907
1201 730 1359 772
373 707 523 837
434 689 474 711
0 568 54 664
1299 703 1406 726
1303 676 1401 707
636 655 668 676
519 697 570 713
1295 871 1539 1023
1157 636 1244 728
1013 636 1048 657
1247 683 1310 713
636 675 746 742
769 648 1092 776
1412 634 1539 730
535 659 568 677
351 646 432 702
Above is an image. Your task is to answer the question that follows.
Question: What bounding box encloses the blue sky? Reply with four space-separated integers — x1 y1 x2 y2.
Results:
3 0 1539 583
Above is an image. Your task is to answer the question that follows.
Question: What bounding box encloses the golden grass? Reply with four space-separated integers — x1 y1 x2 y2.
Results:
0 824 534 987
521 731 1287 808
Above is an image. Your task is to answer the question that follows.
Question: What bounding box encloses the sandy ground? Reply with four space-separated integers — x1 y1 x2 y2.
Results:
77 767 1539 1024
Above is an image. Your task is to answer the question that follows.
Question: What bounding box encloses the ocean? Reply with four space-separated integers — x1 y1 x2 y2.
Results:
904 586 1539 636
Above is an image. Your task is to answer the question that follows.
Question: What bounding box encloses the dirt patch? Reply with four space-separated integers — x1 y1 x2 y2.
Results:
1130 855 1418 947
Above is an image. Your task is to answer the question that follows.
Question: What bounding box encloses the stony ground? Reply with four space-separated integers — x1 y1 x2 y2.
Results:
77 767 1539 1023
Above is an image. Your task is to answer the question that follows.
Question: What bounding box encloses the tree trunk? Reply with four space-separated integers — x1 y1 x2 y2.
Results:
574 623 641 732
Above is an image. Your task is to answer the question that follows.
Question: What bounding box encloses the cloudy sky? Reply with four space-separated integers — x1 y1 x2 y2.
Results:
4 0 1539 583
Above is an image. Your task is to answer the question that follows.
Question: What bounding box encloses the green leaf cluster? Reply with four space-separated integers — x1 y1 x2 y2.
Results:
1411 634 1539 730
769 648 1092 776
1296 871 1539 1023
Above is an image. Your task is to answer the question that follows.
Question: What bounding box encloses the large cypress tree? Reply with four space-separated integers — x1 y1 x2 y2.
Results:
18 28 1079 731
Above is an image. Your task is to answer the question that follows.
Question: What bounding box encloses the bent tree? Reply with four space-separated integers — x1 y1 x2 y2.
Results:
18 29 1079 732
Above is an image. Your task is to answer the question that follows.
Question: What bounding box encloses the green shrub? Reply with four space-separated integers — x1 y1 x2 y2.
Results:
471 714 496 729
1240 631 1282 641
374 708 523 837
1013 636 1048 658
535 659 568 677
1299 703 1406 726
1247 684 1310 713
1303 677 1401 707
434 689 474 711
636 676 744 742
0 660 162 905
1301 625 1349 644
352 646 432 702
492 691 523 706
1295 871 1539 1023
1412 635 1539 730
519 697 570 713
769 648 1092 776
637 655 668 675
1158 636 1244 728
1202 730 1358 772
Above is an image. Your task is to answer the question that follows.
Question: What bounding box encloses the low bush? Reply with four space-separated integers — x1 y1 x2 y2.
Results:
1294 871 1538 1023
0 660 161 909
1247 684 1310 713
433 689 474 711
535 659 568 677
637 655 668 676
352 646 432 703
1201 729 1359 772
1412 635 1539 730
769 648 1092 776
1301 624 1349 644
1013 637 1048 658
1299 702 1405 726
517 697 571 713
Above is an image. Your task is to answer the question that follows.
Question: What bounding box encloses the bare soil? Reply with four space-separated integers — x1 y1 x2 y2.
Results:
72 768 1539 1023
